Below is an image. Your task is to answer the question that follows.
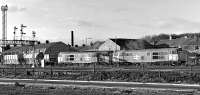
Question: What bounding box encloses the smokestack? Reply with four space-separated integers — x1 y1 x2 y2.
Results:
71 30 74 47
1 5 8 51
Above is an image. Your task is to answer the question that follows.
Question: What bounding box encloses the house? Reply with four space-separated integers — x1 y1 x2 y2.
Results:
2 41 76 64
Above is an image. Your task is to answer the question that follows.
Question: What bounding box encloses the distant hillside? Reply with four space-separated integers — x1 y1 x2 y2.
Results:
142 33 200 45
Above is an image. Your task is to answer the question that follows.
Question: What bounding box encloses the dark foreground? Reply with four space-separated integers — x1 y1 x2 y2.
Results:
0 84 199 95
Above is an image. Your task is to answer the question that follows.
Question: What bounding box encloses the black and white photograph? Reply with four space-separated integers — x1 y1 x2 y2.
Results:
0 0 200 95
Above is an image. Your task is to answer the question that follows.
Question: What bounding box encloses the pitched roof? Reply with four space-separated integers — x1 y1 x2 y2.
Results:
110 38 153 50
76 41 105 51
2 41 75 54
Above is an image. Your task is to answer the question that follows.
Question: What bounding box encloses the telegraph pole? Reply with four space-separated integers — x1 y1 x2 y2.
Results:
20 24 27 45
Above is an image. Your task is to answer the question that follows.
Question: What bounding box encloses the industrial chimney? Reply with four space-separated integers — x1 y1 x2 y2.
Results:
71 30 74 47
1 5 8 51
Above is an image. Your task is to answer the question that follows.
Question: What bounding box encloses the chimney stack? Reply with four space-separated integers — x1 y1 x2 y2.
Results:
71 30 74 47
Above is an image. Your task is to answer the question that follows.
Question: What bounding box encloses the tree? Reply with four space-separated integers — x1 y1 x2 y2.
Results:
75 45 78 47
82 44 86 47
4 45 11 51
37 41 41 44
36 52 44 66
90 42 94 46
46 40 50 44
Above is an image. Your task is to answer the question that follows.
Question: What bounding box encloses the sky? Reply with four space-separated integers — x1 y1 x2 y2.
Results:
1 0 200 45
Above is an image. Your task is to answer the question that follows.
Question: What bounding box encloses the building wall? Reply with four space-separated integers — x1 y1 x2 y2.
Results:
46 42 76 63
58 52 97 64
113 48 178 63
98 39 120 51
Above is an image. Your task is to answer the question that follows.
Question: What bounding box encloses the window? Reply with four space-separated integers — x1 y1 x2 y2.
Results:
69 55 74 61
152 52 165 60
172 50 177 54
153 52 158 55
153 56 159 59
141 56 144 60
158 56 165 59
147 52 150 56
120 52 132 56
65 55 75 61
158 52 167 55
195 46 199 50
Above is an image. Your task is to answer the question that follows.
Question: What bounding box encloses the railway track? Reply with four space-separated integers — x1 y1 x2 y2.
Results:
0 78 199 91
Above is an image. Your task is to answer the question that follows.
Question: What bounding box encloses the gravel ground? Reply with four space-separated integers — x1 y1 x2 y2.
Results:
0 84 198 95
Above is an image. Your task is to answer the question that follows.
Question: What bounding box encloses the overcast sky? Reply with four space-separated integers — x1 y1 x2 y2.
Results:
2 0 200 45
